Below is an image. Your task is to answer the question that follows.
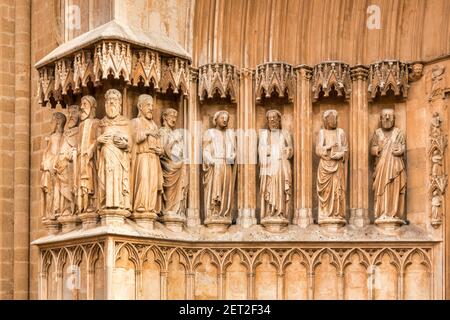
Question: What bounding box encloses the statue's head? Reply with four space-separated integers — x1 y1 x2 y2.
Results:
105 89 122 119
52 112 67 133
213 110 229 129
161 108 178 129
137 94 154 120
380 108 395 129
80 95 97 121
266 110 282 130
67 105 80 129
323 109 338 130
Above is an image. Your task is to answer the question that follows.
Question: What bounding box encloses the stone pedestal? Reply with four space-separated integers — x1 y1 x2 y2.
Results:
99 209 130 226
318 218 346 231
204 217 231 232
42 218 60 235
349 209 370 227
375 217 404 231
164 212 186 232
261 217 289 232
132 212 158 230
79 212 99 229
57 215 79 233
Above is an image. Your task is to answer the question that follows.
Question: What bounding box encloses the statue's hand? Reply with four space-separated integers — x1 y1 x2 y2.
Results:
113 135 128 149
331 152 344 160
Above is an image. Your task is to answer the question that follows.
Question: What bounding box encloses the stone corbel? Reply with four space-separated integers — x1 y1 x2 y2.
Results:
311 62 351 101
198 63 239 103
367 60 409 99
255 62 295 103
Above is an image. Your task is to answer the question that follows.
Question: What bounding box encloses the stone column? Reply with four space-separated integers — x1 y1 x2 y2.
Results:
186 68 201 227
349 65 370 227
236 68 257 228
14 0 31 299
292 65 313 227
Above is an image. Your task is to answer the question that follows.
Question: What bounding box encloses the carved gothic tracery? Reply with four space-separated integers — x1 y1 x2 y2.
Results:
368 60 409 99
198 63 239 102
255 62 295 102
312 62 351 100
429 112 447 228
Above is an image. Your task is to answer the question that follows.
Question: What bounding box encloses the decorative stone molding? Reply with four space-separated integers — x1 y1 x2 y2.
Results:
160 57 190 95
311 62 351 101
255 62 295 102
37 239 434 300
73 50 95 91
368 60 409 99
429 112 448 228
130 50 161 88
93 41 132 84
198 63 239 103
350 65 369 80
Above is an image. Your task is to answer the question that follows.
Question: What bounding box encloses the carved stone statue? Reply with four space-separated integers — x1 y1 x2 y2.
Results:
370 108 406 228
41 112 66 226
316 109 348 228
258 110 293 232
131 94 164 229
77 95 99 227
202 110 236 231
159 108 187 232
97 89 132 222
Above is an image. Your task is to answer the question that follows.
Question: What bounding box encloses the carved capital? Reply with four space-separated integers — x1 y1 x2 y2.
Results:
311 61 351 101
255 62 295 102
189 67 199 82
350 65 369 81
239 67 254 80
198 63 239 103
294 64 313 81
367 60 409 99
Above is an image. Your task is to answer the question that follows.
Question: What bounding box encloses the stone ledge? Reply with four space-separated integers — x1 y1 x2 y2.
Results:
32 218 436 246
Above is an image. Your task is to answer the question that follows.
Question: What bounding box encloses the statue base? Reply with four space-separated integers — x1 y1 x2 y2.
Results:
42 218 60 235
99 208 131 226
204 217 231 232
375 217 404 231
132 212 158 230
349 208 370 228
58 215 80 233
164 212 186 232
318 218 346 231
261 217 289 232
79 212 99 229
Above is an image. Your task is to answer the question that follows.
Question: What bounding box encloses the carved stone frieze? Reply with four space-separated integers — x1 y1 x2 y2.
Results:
312 62 351 100
255 62 295 102
198 63 239 102
368 60 409 99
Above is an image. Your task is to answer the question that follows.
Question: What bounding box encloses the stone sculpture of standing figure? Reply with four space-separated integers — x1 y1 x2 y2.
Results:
370 108 406 228
131 94 164 229
97 89 132 223
258 110 293 232
316 109 348 229
159 108 187 232
202 110 236 231
54 105 80 231
41 112 66 230
77 95 99 227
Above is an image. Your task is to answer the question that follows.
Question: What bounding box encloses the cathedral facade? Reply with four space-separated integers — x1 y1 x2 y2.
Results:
1 0 450 300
